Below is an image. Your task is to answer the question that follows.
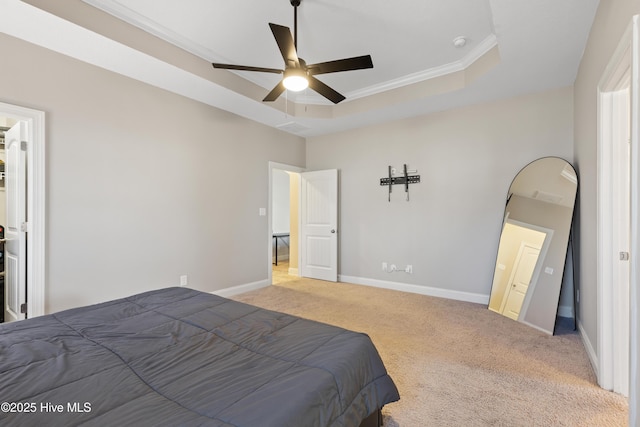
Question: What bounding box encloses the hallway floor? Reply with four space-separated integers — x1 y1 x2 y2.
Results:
272 261 297 284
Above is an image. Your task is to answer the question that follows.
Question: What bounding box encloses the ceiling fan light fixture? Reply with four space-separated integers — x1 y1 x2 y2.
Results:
211 0 372 103
283 68 309 91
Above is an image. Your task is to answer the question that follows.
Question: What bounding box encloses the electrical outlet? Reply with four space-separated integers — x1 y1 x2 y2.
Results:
382 262 388 272
405 265 413 274
180 275 188 287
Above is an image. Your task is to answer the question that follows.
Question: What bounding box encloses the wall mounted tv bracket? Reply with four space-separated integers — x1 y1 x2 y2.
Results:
380 164 420 201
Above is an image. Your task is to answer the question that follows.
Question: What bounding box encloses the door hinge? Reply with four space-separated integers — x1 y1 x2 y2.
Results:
20 222 28 232
620 251 630 261
20 140 27 151
20 303 27 314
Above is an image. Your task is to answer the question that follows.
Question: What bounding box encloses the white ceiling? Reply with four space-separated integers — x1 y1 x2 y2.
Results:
82 0 498 102
4 0 599 137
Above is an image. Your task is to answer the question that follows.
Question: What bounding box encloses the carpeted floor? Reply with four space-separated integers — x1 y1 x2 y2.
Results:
231 263 629 426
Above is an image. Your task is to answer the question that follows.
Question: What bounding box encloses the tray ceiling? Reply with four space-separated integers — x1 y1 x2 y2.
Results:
6 0 600 136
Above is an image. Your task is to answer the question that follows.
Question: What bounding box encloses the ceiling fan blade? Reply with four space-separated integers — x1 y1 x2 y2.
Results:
307 55 373 75
308 76 346 104
263 81 286 102
212 63 283 74
269 23 300 68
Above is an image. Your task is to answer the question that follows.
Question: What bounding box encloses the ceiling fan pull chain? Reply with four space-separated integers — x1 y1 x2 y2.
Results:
285 88 289 117
293 0 298 50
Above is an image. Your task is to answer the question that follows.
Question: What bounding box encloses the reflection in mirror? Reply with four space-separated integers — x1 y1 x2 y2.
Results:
488 157 577 334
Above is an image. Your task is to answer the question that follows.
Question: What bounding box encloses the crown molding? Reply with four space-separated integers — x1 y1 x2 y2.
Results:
82 0 225 62
82 0 499 106
298 34 499 105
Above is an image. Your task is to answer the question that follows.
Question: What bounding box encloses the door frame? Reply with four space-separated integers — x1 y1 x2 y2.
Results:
267 161 304 284
597 19 634 396
631 17 640 423
0 102 46 319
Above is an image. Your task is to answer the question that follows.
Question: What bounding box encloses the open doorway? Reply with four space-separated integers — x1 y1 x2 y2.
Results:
0 102 46 322
268 162 303 285
267 162 340 285
0 118 13 322
272 168 299 284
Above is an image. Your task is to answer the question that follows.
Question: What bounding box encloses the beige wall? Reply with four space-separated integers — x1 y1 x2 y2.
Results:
573 0 640 360
307 87 574 300
272 169 291 234
0 33 305 313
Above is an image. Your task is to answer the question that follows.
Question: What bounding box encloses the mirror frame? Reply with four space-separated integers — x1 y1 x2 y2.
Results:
488 156 578 334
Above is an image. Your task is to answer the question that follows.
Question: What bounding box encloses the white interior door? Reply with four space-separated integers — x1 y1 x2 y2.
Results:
4 121 27 322
501 243 541 320
300 169 338 282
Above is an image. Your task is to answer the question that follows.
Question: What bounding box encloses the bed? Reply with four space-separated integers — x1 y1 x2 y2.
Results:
0 287 399 426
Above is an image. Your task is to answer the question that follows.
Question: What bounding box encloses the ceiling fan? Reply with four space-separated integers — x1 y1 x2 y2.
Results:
212 0 373 104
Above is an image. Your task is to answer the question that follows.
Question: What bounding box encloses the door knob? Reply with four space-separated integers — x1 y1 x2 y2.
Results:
331 229 336 233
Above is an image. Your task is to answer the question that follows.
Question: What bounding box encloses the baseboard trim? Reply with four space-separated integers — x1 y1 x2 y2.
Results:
338 275 490 305
578 319 599 379
214 276 571 320
520 320 553 335
212 279 270 298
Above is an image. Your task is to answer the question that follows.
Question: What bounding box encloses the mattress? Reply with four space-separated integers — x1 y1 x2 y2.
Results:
0 287 399 426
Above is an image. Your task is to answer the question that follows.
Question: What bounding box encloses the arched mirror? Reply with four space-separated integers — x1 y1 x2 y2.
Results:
488 157 578 334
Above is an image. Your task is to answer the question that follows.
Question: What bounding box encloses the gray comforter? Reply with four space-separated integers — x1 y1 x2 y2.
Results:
0 287 399 426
